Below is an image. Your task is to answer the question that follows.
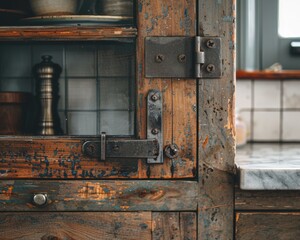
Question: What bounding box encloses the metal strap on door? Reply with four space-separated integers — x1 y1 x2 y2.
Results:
82 90 172 164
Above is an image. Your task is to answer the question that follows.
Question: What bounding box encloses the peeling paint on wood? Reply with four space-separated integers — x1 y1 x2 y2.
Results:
0 138 139 179
236 212 300 240
235 186 300 211
198 0 235 237
0 212 151 240
0 180 198 211
137 0 196 179
152 212 197 240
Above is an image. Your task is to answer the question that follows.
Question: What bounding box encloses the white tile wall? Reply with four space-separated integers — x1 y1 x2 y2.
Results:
254 81 281 109
68 78 97 110
237 79 300 142
236 80 252 110
253 111 280 141
66 45 96 77
239 110 252 140
68 112 97 135
282 112 300 140
283 81 300 109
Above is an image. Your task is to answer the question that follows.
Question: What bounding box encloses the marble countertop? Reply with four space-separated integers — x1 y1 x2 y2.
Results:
235 144 300 190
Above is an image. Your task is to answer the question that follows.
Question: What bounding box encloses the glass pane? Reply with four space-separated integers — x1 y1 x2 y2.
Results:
278 0 300 38
0 41 135 136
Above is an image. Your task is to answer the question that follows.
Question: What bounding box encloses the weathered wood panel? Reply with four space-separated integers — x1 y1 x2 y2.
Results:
0 212 151 240
179 212 197 240
235 187 300 211
0 180 198 211
0 26 137 41
235 212 300 240
0 138 139 179
152 212 197 240
198 0 236 239
137 0 197 178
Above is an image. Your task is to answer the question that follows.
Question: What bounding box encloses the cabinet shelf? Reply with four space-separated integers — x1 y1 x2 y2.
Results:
0 26 137 41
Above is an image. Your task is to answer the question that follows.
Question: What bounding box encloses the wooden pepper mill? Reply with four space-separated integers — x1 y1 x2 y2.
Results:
33 55 63 135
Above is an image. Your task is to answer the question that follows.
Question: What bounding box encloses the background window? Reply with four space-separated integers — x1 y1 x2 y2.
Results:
278 0 300 38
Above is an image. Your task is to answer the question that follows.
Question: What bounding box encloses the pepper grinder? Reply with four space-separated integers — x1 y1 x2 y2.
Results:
34 55 63 135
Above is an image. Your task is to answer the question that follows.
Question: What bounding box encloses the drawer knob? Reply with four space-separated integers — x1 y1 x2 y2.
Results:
33 193 48 206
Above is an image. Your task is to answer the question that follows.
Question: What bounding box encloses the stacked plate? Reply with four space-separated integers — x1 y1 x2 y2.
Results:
21 0 133 26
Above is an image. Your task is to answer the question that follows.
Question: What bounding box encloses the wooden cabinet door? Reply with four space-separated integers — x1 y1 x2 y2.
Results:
236 212 300 240
0 0 235 239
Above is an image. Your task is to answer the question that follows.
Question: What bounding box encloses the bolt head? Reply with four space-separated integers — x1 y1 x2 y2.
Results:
206 64 216 73
206 40 216 48
177 54 186 63
151 94 159 101
151 128 159 135
155 54 165 63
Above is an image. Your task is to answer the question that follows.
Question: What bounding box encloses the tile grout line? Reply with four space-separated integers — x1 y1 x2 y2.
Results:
250 79 254 141
279 79 284 141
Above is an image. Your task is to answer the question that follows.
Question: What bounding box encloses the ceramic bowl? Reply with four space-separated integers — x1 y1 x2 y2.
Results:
29 0 80 16
97 0 133 17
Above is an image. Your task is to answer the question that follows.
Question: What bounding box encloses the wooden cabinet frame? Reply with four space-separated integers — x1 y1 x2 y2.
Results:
0 0 235 239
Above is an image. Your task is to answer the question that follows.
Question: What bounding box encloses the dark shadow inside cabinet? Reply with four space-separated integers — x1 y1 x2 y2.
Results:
0 40 136 136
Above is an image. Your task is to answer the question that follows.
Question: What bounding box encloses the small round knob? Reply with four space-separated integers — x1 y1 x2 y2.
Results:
164 144 179 159
33 193 48 206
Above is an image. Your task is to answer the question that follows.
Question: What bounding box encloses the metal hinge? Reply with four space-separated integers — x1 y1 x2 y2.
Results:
82 90 164 164
145 36 222 78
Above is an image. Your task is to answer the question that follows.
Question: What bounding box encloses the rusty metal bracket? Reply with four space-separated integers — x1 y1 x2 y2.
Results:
82 90 163 164
147 89 163 164
145 36 222 78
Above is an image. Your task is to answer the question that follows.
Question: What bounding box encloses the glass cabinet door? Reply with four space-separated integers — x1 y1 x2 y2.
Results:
0 0 197 180
0 41 135 136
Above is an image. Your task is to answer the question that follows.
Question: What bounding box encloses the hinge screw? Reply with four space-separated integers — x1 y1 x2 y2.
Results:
151 93 160 101
164 144 179 159
206 39 216 48
155 54 165 63
206 64 216 73
177 54 186 63
151 128 159 135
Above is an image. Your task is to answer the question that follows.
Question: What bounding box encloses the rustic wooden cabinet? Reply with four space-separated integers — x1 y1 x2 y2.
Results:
235 187 300 240
0 0 235 239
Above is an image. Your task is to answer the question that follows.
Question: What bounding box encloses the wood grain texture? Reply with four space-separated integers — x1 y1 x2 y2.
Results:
0 26 137 41
0 180 198 211
152 212 197 240
237 70 300 79
235 187 300 211
137 0 197 178
235 212 300 240
0 137 139 179
198 0 235 239
179 212 197 240
0 212 151 240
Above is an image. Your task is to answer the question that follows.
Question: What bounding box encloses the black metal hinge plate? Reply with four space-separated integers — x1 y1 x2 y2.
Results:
145 36 222 78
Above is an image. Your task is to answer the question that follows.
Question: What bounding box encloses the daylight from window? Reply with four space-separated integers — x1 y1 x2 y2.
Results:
278 0 300 38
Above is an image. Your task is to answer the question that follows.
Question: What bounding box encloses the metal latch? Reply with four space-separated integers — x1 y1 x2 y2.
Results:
82 90 164 164
145 36 222 78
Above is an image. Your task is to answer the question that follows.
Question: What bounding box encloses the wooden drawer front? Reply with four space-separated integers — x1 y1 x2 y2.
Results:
0 212 197 240
236 212 300 240
0 180 198 212
0 212 151 240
